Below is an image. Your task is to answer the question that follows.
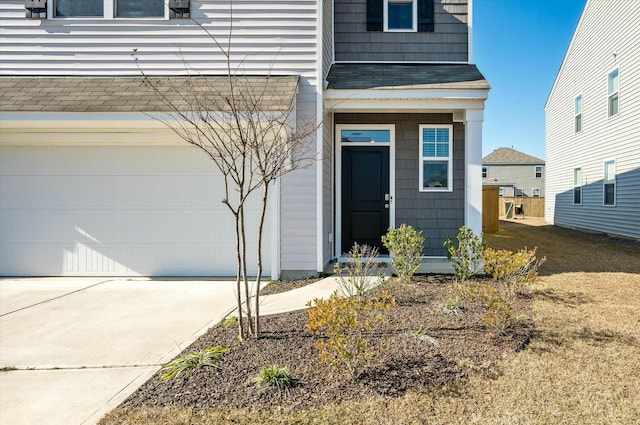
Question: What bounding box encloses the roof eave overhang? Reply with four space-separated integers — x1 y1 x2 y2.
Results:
324 87 489 113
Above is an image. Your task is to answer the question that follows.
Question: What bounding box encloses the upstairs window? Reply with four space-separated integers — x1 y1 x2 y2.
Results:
535 165 542 179
116 0 164 18
603 160 616 206
608 68 619 117
482 167 487 179
55 0 102 17
385 0 416 31
53 0 166 18
368 0 434 32
419 125 452 192
573 167 582 205
575 95 582 132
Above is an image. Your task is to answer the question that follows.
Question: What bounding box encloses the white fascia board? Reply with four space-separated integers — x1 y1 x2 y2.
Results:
325 88 489 101
324 97 487 113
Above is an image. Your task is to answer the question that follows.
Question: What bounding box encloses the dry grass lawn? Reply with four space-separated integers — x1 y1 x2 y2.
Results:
100 221 640 425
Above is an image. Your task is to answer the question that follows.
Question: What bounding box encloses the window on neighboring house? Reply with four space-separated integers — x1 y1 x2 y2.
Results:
573 168 582 205
608 68 619 117
419 125 452 192
498 187 505 197
575 95 582 132
482 167 487 179
54 0 165 18
532 188 541 197
367 0 434 32
604 160 616 205
535 165 542 179
515 187 524 197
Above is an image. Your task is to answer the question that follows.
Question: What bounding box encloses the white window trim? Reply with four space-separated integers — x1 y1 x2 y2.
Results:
384 0 418 32
603 159 616 206
48 0 169 20
335 124 396 259
532 188 540 197
574 94 582 133
535 165 542 179
498 187 504 197
515 187 524 197
573 167 582 205
607 67 619 118
419 124 453 193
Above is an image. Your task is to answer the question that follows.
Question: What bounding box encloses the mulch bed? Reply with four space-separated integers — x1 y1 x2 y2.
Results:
120 275 533 411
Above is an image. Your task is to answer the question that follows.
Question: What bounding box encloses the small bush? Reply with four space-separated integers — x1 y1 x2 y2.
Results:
443 226 485 283
159 346 229 381
334 243 385 300
252 365 297 393
382 224 424 282
441 298 461 313
306 291 396 379
220 315 238 328
483 247 546 302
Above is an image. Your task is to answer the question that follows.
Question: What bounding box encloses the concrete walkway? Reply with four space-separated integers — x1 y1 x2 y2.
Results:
0 277 339 425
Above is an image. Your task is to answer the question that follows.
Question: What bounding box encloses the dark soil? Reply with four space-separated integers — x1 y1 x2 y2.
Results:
120 275 533 411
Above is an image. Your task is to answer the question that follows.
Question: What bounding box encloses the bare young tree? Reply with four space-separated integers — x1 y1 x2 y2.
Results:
133 9 317 339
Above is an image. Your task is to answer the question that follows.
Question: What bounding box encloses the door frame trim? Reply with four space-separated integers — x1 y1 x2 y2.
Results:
335 124 396 258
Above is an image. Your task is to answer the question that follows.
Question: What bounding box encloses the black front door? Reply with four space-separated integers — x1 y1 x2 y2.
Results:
341 146 390 254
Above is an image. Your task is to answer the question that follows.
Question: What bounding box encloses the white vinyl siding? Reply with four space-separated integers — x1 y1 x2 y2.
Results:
545 0 640 240
0 0 322 272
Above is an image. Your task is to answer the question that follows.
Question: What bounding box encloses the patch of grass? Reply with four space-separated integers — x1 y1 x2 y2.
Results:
159 346 229 381
252 365 298 393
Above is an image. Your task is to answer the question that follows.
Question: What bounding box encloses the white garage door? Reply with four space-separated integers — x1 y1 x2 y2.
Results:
0 145 270 276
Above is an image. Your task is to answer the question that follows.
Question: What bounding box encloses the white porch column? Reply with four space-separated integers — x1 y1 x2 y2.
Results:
464 109 484 236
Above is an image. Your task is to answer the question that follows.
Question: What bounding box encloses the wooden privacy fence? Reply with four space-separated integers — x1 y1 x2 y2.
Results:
482 187 499 233
500 197 545 218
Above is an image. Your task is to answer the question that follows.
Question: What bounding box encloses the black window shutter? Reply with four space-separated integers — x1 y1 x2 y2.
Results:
418 0 435 32
367 0 383 32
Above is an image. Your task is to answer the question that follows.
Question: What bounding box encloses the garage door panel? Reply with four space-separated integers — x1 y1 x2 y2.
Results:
0 146 271 277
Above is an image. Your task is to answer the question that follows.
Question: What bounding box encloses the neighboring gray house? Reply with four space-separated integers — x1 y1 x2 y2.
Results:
0 0 489 277
545 0 639 240
482 148 545 197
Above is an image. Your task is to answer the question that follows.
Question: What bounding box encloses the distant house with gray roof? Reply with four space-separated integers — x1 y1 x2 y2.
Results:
0 0 490 277
482 148 545 197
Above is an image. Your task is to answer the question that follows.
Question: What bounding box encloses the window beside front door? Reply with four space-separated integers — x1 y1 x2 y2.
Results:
419 125 453 192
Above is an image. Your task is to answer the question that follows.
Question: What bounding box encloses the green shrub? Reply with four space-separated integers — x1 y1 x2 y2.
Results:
306 292 395 379
443 226 485 283
334 242 385 300
220 315 238 328
159 346 229 381
382 224 424 282
483 247 546 302
252 365 297 393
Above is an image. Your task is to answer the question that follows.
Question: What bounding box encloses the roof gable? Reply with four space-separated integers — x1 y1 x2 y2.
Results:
483 147 544 165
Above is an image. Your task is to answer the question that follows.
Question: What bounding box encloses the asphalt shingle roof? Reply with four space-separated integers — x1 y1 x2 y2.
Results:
0 76 299 113
483 147 545 165
326 63 489 90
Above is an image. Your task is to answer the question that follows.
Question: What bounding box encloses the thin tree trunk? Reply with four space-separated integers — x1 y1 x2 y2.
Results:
239 204 255 337
254 183 270 338
233 212 245 340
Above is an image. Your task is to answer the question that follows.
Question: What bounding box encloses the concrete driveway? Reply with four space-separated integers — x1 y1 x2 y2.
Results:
0 278 239 425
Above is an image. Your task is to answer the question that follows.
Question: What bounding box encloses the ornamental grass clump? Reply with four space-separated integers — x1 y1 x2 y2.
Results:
252 365 298 393
382 224 424 282
159 346 229 381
